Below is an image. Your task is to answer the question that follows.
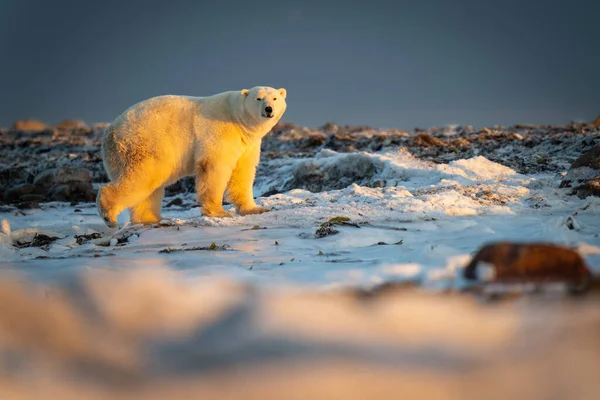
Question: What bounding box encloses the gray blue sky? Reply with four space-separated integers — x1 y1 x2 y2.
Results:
1 0 599 129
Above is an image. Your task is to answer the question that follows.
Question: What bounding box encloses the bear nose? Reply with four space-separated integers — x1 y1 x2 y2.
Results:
265 106 273 114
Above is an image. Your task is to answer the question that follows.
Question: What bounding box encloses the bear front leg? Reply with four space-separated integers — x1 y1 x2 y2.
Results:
226 142 270 216
195 159 235 218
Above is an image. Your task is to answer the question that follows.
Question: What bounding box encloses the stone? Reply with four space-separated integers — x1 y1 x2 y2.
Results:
166 197 183 207
48 181 94 202
463 242 593 293
33 166 93 192
3 183 35 202
0 167 34 187
412 132 446 147
12 119 50 132
560 145 600 198
54 119 89 131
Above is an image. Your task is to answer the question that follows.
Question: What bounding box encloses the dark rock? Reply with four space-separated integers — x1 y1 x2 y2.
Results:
324 133 358 152
165 176 195 196
315 225 339 238
14 233 59 249
569 145 600 170
17 201 41 210
3 183 35 202
74 232 102 245
33 166 93 192
574 177 600 198
166 197 183 207
560 146 600 198
0 167 34 187
19 194 46 203
48 181 94 202
463 242 593 294
288 154 378 193
86 189 98 203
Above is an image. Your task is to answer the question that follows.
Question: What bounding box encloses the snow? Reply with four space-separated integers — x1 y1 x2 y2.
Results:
2 150 599 286
1 147 600 398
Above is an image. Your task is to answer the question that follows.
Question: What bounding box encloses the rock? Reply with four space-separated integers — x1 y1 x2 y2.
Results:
289 154 377 193
165 176 195 196
0 167 34 187
574 177 600 198
12 119 50 132
166 197 183 207
33 166 93 192
449 137 471 149
54 119 89 131
14 233 59 248
17 201 41 210
3 183 35 202
321 122 339 133
19 194 47 203
560 145 600 198
463 242 593 293
315 225 339 238
592 115 600 128
48 181 94 202
412 133 446 147
263 128 327 154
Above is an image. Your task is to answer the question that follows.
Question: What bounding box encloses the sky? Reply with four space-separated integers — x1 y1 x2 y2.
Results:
0 0 599 130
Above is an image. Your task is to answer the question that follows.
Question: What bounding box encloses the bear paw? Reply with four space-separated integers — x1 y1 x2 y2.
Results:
102 216 118 229
239 206 270 216
202 207 233 218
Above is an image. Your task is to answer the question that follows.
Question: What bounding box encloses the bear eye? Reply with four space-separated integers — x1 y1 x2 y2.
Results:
256 97 262 101
273 97 277 100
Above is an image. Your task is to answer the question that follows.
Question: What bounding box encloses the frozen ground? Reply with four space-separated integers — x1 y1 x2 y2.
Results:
1 124 600 398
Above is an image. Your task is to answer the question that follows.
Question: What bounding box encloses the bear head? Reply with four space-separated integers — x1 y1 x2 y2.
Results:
241 86 287 121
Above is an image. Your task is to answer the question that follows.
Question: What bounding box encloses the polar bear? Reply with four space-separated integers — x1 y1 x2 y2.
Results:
96 86 287 228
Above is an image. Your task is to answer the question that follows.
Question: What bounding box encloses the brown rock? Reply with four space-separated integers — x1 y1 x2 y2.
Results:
12 119 50 131
320 122 339 133
592 115 600 128
412 133 446 147
449 137 471 149
574 177 600 198
560 146 600 197
54 119 89 131
569 145 600 170
463 242 592 293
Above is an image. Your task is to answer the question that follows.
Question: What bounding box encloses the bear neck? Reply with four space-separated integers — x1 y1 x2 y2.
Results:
230 94 279 143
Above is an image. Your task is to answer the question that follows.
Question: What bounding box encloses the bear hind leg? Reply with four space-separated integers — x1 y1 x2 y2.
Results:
97 176 162 227
129 187 164 225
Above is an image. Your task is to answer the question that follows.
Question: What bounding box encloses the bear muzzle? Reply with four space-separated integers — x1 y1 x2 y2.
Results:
262 106 274 118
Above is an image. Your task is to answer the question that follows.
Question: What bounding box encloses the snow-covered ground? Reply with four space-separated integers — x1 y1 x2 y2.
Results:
2 148 600 286
1 143 600 398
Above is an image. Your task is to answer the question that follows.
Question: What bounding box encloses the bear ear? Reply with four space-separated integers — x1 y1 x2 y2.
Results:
278 88 287 98
241 89 250 97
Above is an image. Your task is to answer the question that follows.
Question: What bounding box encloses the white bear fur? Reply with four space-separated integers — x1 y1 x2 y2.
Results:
97 86 287 227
